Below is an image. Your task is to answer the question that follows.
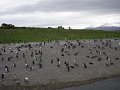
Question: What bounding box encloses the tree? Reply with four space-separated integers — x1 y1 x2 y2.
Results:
68 26 71 29
57 26 64 29
1 23 15 29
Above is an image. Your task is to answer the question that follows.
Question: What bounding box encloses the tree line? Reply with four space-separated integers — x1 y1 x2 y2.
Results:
0 23 71 30
0 23 15 29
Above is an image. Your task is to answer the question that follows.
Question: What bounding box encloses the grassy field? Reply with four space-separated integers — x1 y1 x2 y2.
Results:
0 28 120 43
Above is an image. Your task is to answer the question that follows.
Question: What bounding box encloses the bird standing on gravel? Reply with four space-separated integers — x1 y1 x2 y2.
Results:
24 77 29 82
83 63 87 68
5 66 9 73
1 73 5 79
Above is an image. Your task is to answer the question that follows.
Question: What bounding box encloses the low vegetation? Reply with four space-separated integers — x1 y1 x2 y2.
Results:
0 28 120 43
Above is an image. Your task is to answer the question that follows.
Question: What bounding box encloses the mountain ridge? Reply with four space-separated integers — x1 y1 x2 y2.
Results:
86 24 120 31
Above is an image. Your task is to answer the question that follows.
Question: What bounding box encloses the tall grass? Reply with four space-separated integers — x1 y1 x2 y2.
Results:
0 29 120 43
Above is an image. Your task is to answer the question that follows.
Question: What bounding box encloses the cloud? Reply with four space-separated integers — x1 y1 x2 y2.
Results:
0 0 120 15
0 0 120 28
1 11 120 29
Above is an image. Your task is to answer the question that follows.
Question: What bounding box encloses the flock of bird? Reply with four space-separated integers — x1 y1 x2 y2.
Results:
0 39 120 86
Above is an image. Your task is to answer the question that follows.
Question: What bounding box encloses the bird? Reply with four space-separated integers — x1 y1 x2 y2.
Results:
24 77 29 82
119 42 120 46
32 61 35 65
83 63 87 68
70 66 74 69
2 57 4 61
15 51 18 54
13 74 16 81
57 60 61 67
110 62 114 65
5 66 9 73
51 59 53 64
115 58 119 60
106 64 109 67
25 64 29 68
38 63 42 69
9 48 12 50
13 63 16 67
22 53 25 58
34 56 37 60
30 66 34 71
67 66 70 72
89 62 93 65
98 58 102 61
73 60 76 64
1 73 5 79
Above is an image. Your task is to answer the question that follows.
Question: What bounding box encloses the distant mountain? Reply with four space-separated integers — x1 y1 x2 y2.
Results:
85 24 120 31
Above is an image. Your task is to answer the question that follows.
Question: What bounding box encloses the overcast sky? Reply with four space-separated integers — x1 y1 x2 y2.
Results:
0 0 120 29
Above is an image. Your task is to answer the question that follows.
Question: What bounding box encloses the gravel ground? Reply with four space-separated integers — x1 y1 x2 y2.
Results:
0 39 120 90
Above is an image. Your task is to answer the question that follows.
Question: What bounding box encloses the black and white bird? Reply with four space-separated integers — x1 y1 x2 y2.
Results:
24 77 29 82
13 63 16 67
1 73 5 79
83 63 87 68
5 66 9 73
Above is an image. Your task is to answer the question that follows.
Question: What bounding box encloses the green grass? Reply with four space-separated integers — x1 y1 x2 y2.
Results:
0 28 120 43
